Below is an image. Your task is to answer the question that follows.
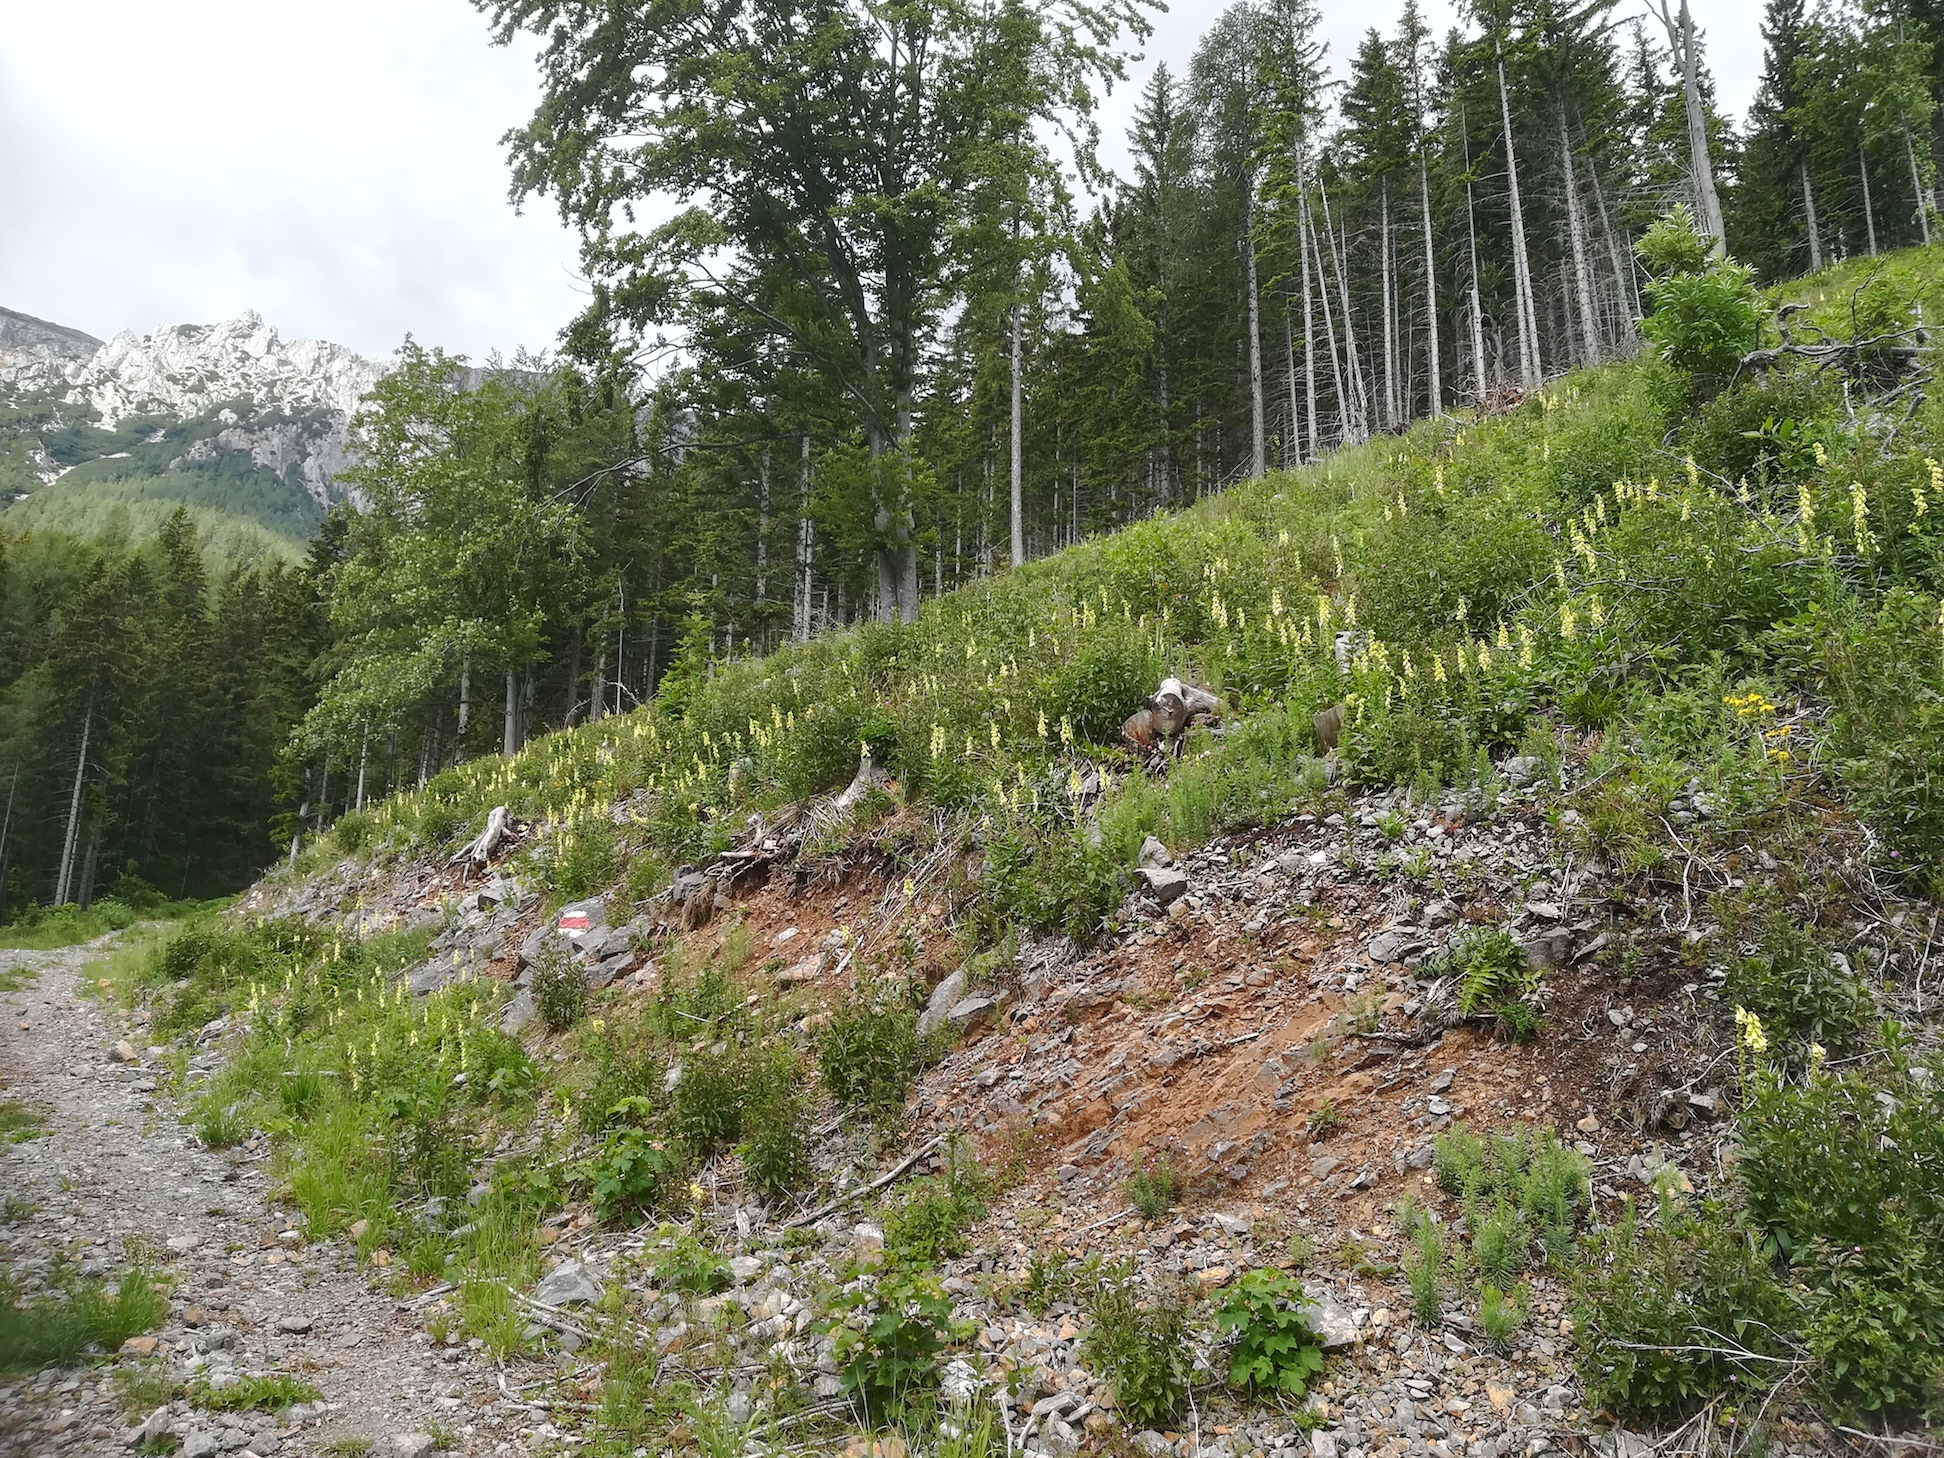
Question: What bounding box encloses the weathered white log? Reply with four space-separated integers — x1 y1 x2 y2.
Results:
454 804 511 868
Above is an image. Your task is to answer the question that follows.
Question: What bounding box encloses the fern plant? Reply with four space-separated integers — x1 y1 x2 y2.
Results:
1447 927 1541 1039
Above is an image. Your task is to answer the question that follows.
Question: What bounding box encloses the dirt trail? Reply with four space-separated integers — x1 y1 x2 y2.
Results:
0 936 519 1458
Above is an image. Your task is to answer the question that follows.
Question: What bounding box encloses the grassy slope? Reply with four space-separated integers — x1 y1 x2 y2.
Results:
133 246 1944 1438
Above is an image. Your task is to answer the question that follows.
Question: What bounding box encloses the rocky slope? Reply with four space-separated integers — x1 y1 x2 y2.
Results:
0 306 386 534
208 748 1875 1458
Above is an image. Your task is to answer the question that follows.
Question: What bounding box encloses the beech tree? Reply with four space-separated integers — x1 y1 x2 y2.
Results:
478 0 1148 621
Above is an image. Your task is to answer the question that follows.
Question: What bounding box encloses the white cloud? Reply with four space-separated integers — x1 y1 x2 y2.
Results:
0 0 586 361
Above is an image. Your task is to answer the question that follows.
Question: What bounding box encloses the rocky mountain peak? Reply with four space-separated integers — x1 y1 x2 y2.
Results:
70 311 386 427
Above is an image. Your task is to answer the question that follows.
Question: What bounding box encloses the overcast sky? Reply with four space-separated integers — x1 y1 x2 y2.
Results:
0 0 1763 365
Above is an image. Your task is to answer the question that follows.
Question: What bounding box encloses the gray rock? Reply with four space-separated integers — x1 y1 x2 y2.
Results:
1311 1153 1339 1180
1500 755 1548 787
1427 1067 1454 1093
553 898 607 941
1309 1432 1339 1458
1296 1284 1361 1350
182 1433 222 1458
1138 866 1190 904
392 1435 438 1458
1138 836 1172 869
217 1429 253 1452
275 1315 312 1334
534 1258 602 1307
1135 1433 1173 1457
728 1256 764 1285
498 990 535 1034
946 995 999 1033
1367 928 1420 964
918 969 968 1037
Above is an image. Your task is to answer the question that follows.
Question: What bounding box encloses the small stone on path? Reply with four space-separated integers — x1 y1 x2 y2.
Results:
276 1314 313 1334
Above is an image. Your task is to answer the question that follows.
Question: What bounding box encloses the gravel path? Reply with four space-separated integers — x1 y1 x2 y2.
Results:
0 937 513 1458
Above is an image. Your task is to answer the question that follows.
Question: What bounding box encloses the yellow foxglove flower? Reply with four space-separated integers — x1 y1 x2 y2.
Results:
1734 1005 1768 1055
1560 603 1578 640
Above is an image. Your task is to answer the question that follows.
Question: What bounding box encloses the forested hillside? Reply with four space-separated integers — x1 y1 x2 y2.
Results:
4 0 1942 926
9 0 1944 1452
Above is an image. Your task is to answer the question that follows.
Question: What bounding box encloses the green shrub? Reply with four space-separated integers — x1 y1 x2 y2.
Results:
332 810 376 854
1124 1152 1178 1220
1722 912 1872 1065
1405 1221 1444 1325
670 1045 744 1156
652 1231 729 1296
884 1142 986 1263
818 991 923 1118
1082 1269 1193 1429
529 939 587 1033
739 1049 811 1197
1638 208 1764 395
1043 631 1162 743
1573 1192 1794 1419
588 1102 684 1222
827 1264 959 1422
1214 1268 1326 1398
1478 1283 1525 1352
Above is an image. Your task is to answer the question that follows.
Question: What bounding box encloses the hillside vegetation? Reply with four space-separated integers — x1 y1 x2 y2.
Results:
112 232 1944 1453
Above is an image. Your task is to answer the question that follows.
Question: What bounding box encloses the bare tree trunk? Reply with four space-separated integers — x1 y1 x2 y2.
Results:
561 627 583 726
55 688 95 906
78 824 100 911
0 767 16 923
590 635 607 723
1905 125 1931 246
1558 108 1601 366
1589 166 1640 332
1010 298 1026 566
1282 310 1301 467
1318 181 1368 440
354 725 368 813
1301 188 1319 460
1861 142 1879 255
1419 151 1442 416
1496 45 1542 388
1245 184 1268 478
754 447 771 636
503 669 518 758
458 656 471 737
1802 159 1824 272
1654 0 1726 252
794 435 814 642
1380 179 1397 430
1307 201 1350 446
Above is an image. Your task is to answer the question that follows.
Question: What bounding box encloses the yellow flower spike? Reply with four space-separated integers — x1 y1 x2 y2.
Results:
1518 624 1535 669
1060 716 1073 746
1497 621 1512 651
1647 476 1660 501
989 722 1000 749
1454 596 1468 624
1809 1042 1826 1073
1278 528 1290 547
1317 595 1332 629
1734 1006 1768 1055
1813 441 1828 468
1554 558 1568 590
1432 655 1447 684
1589 594 1605 628
1560 603 1578 640
1477 641 1492 672
1455 641 1470 674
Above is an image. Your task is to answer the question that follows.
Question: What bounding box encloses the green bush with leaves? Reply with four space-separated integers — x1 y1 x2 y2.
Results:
652 1230 730 1296
739 1048 812 1197
1215 1268 1327 1398
588 1101 685 1222
1082 1268 1194 1429
1123 1151 1179 1220
817 990 923 1118
826 1264 960 1422
1573 1190 1794 1419
884 1142 987 1263
529 938 587 1032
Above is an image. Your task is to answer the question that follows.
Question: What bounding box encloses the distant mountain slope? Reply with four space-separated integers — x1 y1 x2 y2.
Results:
0 307 387 557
